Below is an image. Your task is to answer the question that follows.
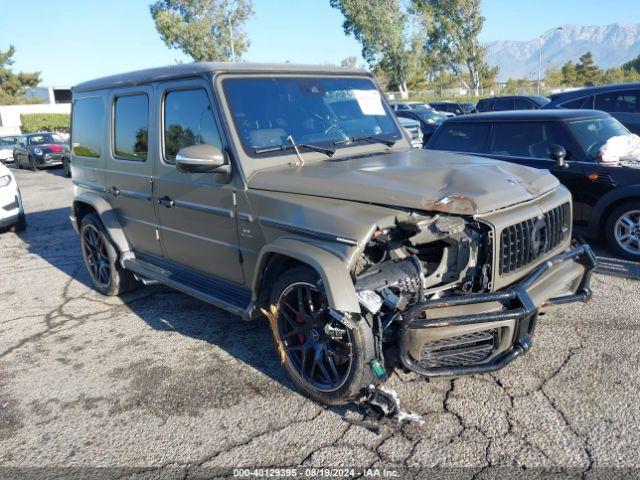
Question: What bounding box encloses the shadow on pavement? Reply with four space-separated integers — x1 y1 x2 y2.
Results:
593 245 640 280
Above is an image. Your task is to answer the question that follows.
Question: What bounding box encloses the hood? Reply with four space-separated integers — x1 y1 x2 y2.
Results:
247 149 559 215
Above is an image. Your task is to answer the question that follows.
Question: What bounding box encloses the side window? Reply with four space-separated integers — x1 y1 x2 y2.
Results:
514 98 536 110
163 88 222 163
489 122 561 159
72 97 104 158
493 98 513 111
476 99 492 111
114 94 149 161
430 124 490 153
595 90 640 113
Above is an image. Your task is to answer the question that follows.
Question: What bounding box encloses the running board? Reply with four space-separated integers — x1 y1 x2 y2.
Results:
122 258 254 320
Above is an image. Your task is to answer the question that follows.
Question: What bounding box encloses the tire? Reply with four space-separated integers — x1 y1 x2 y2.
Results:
79 213 139 295
29 155 38 172
605 201 640 261
62 158 71 178
268 266 378 405
14 155 21 169
13 194 26 232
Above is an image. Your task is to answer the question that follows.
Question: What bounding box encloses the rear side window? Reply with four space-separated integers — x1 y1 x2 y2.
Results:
430 124 490 153
163 88 222 163
72 97 104 158
594 90 640 113
489 122 562 159
514 98 536 110
476 99 492 111
493 98 513 111
114 94 149 161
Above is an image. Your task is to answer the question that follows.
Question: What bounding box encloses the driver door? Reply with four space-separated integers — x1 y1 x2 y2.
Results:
153 79 244 285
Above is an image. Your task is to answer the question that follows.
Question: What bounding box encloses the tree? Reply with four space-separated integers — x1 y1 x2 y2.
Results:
339 56 358 68
0 46 40 105
544 67 564 88
603 67 625 85
561 60 577 86
575 51 602 86
625 67 640 83
329 0 426 98
150 0 254 62
415 0 489 96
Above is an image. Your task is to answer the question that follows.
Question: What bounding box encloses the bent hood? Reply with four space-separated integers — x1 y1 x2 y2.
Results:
247 149 560 215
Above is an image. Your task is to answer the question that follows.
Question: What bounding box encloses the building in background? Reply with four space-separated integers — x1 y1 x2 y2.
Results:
0 86 71 135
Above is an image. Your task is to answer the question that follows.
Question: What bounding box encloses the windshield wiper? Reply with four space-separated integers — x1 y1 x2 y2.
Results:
254 142 335 157
334 135 396 147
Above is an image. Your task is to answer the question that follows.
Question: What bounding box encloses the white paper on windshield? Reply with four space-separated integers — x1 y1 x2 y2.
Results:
354 89 385 116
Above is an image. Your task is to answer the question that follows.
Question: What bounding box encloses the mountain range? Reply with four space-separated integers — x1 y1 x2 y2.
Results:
486 23 640 81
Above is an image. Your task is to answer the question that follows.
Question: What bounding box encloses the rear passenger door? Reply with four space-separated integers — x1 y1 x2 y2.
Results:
104 87 163 257
153 79 244 284
594 90 640 134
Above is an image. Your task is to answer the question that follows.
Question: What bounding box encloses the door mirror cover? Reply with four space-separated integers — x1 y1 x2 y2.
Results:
548 144 568 167
175 144 227 173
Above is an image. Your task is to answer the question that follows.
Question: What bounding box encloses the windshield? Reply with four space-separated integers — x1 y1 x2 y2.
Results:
0 137 18 146
413 111 446 124
222 76 402 157
29 133 65 145
567 117 629 158
461 103 476 113
408 103 430 110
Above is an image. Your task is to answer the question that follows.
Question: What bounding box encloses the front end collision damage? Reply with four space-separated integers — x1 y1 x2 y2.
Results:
346 207 596 380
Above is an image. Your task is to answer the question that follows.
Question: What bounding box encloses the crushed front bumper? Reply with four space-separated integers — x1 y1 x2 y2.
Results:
399 243 597 377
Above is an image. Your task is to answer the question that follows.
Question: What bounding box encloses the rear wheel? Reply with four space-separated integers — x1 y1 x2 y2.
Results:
14 155 21 169
269 266 378 405
80 213 139 295
605 201 640 261
62 158 71 178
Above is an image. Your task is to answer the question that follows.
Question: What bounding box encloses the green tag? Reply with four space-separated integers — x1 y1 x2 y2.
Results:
370 359 386 378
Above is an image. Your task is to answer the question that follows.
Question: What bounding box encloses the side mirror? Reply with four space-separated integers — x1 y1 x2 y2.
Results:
175 144 229 174
548 144 568 168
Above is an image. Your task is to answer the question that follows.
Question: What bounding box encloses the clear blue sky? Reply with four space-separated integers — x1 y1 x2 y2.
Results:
3 0 640 86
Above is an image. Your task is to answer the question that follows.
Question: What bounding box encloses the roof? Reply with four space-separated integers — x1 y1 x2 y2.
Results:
443 109 611 123
73 62 370 93
549 82 640 102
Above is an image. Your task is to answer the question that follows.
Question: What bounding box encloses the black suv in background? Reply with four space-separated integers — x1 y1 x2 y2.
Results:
476 95 550 112
544 83 640 134
426 110 640 260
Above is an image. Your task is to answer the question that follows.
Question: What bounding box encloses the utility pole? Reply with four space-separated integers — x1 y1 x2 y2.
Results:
538 27 562 95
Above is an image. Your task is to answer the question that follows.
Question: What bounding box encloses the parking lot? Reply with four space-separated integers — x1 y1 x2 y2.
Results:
1 166 640 477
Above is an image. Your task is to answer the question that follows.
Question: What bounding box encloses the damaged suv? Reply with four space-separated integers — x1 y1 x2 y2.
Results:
70 64 596 404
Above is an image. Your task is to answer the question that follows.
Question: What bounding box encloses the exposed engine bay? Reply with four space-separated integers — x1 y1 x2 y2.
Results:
353 213 492 326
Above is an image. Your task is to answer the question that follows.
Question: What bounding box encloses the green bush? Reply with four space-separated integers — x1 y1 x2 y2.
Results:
20 113 70 133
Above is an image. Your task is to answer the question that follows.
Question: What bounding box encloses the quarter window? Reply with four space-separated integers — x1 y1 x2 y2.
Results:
430 124 491 153
163 89 222 163
72 97 104 158
114 94 149 161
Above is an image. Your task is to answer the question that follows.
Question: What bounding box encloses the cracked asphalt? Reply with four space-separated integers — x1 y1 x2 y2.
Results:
1 167 640 478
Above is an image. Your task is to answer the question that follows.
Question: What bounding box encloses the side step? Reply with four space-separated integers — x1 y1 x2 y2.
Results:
122 258 254 319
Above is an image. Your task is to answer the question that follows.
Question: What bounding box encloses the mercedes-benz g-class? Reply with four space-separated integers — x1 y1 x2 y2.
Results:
70 64 596 404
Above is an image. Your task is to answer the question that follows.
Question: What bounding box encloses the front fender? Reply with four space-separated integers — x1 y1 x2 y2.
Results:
253 237 360 313
72 189 131 256
587 184 640 237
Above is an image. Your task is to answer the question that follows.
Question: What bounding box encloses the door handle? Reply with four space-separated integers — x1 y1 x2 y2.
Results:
157 195 174 208
110 186 120 196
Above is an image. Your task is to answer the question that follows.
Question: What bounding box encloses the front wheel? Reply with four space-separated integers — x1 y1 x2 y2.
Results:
268 267 378 405
29 155 38 172
605 201 640 261
80 213 139 295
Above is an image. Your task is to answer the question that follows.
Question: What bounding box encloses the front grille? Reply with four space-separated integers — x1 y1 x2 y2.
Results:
499 203 570 275
418 330 498 369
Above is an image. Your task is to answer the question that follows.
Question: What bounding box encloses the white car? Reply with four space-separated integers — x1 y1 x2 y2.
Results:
0 163 26 231
0 135 19 164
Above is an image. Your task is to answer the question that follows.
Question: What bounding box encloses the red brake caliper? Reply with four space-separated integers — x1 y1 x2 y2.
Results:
296 312 305 343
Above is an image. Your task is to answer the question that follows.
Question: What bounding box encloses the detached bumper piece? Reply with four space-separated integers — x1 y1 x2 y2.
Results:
400 244 597 377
